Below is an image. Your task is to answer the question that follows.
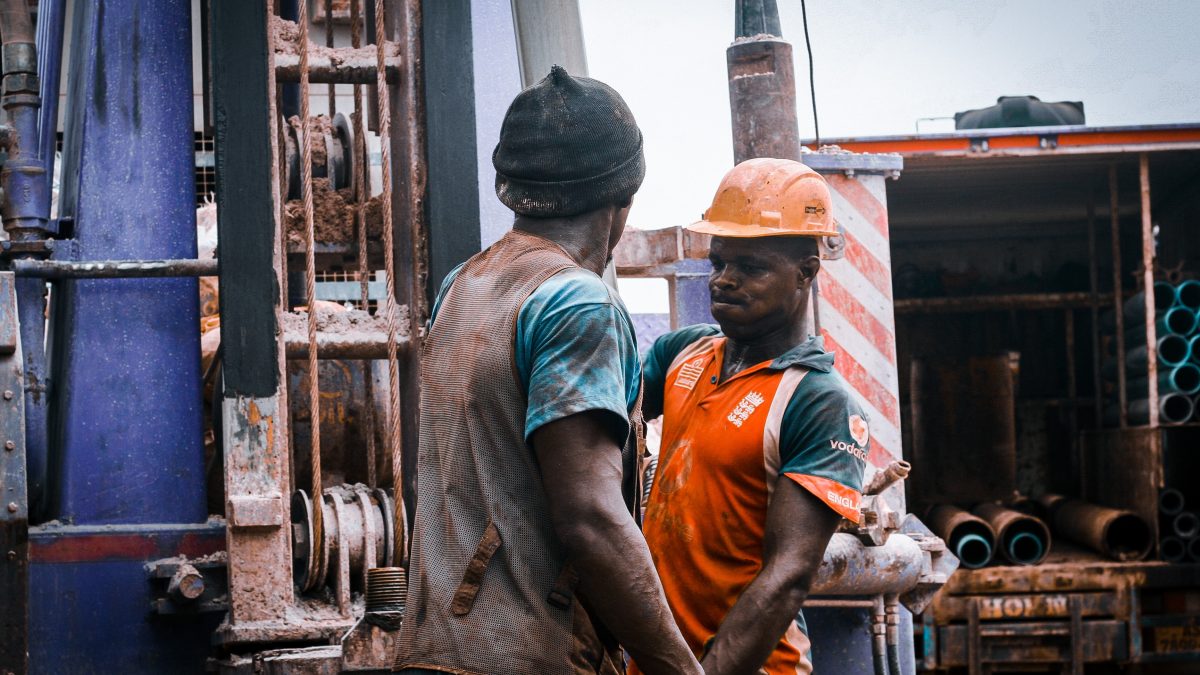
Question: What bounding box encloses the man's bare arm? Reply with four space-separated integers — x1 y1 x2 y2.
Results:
532 410 702 675
700 479 841 675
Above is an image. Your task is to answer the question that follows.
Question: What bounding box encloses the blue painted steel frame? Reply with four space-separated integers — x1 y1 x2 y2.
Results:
29 1 213 670
49 0 205 525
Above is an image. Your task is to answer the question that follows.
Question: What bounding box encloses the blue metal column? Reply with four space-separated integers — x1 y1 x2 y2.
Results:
27 2 220 671
49 0 205 524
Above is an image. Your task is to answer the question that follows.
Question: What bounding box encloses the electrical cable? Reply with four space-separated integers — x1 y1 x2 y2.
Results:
799 0 820 146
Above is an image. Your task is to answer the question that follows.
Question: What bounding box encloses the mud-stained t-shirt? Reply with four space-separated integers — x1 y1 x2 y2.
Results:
633 324 868 675
431 262 641 441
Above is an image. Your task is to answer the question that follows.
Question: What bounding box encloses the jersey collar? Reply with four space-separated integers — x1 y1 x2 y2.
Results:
766 335 835 373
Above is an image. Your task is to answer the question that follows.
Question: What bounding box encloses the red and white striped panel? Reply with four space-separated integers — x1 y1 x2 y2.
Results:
818 173 900 468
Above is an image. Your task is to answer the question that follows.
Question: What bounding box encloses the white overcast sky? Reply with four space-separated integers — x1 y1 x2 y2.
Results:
578 0 1200 233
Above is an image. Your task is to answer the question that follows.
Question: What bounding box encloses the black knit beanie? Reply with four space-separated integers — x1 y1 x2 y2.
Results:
493 65 645 218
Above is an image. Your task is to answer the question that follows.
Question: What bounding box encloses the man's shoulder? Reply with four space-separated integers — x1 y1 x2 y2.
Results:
526 267 622 314
650 324 722 368
782 368 868 434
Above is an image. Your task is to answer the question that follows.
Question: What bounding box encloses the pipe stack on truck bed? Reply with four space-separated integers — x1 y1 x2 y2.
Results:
1102 281 1200 424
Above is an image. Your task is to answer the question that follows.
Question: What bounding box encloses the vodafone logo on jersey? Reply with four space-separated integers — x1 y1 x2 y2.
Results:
848 414 870 447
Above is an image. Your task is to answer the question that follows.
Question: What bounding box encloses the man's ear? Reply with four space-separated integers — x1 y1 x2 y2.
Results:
798 256 821 289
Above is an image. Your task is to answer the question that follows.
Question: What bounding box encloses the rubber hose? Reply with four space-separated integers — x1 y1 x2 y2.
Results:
872 638 889 675
887 643 902 675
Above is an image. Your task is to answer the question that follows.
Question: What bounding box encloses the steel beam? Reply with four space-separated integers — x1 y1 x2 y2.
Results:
0 273 28 675
211 0 293 629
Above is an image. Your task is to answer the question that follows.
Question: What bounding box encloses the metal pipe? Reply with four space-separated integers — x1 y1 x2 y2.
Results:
864 459 910 496
1087 194 1103 428
1177 280 1200 311
0 0 35 44
35 0 67 179
809 532 924 595
894 291 1092 314
884 594 902 675
1161 536 1187 563
1160 488 1185 516
1050 499 1153 562
1122 282 1178 324
11 258 219 279
1 0 53 522
1189 334 1200 366
973 503 1051 566
1109 164 1127 427
871 594 888 675
1172 512 1199 539
1109 393 1196 426
926 505 996 570
1139 153 1159 427
274 52 402 84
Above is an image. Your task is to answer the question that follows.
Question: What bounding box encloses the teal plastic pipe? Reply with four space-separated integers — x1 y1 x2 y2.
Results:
1127 363 1200 397
1177 280 1200 311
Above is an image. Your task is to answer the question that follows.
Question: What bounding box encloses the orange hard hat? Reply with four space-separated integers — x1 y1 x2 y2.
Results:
686 158 838 238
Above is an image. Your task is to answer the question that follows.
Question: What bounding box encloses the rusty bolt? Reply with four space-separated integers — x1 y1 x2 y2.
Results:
168 564 206 603
3 440 12 451
6 502 16 513
2 390 12 400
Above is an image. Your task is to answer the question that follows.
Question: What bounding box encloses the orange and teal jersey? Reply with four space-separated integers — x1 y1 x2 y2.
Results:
636 324 868 675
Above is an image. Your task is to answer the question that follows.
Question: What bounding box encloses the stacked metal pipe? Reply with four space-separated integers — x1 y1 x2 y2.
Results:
1158 488 1200 563
927 496 1154 566
1102 281 1200 425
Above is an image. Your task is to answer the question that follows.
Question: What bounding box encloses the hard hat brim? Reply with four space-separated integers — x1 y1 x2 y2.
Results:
685 220 839 238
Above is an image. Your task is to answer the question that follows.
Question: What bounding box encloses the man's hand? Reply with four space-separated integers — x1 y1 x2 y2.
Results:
699 478 840 675
532 410 702 675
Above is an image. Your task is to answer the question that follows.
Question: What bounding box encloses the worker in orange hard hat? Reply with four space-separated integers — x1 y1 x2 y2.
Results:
632 158 868 675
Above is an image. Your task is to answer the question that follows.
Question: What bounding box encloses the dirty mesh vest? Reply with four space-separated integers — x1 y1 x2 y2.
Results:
395 230 642 675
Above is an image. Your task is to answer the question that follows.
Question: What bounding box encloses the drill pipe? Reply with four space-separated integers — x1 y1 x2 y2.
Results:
1122 282 1179 325
973 503 1051 566
926 505 996 570
1051 499 1153 562
865 460 911 496
1159 488 1186 516
1172 512 1200 539
1105 393 1195 426
1161 537 1187 563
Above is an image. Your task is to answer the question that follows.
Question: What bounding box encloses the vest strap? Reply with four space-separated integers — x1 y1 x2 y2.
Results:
450 520 503 616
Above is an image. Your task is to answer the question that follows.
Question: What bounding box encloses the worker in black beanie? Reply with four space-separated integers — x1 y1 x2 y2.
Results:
396 67 701 675
494 64 646 217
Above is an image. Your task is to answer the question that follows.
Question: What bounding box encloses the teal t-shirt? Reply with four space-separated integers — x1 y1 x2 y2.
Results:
431 263 641 442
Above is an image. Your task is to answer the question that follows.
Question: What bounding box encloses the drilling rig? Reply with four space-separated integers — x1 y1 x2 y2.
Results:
0 1 950 672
